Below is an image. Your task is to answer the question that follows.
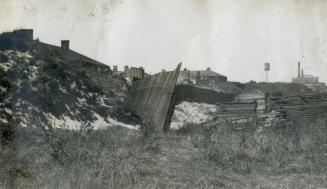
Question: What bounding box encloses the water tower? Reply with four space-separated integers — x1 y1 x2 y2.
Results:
264 62 270 82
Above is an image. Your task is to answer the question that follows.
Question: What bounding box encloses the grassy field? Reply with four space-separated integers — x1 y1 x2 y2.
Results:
1 117 327 189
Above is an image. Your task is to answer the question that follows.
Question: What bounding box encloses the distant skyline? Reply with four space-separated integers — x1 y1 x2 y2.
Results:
1 0 327 83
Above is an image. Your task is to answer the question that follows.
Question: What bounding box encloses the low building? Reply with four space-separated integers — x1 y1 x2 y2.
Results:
0 29 34 51
125 66 145 81
112 65 149 83
177 67 227 85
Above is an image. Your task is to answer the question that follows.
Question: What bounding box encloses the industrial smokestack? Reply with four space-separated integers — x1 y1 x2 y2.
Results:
301 69 304 78
298 62 301 78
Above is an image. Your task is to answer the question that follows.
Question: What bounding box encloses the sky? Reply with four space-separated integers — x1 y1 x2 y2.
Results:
1 0 327 83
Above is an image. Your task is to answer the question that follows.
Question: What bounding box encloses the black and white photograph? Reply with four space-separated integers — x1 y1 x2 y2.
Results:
1 0 327 188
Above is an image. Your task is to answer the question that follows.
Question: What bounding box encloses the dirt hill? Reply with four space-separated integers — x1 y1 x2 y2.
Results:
0 30 139 132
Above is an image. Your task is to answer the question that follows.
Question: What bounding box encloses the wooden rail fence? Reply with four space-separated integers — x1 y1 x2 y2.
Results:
214 92 327 122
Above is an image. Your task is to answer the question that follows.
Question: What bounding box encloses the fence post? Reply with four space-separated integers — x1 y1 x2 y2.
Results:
265 92 270 113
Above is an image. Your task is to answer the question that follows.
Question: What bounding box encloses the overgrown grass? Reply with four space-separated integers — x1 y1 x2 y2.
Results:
175 117 327 188
1 125 207 189
1 117 327 189
1 126 144 189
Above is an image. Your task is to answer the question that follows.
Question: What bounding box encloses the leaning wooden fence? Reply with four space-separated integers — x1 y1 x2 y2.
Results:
128 63 181 132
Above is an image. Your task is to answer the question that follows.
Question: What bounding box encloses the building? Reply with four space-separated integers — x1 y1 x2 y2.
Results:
292 62 326 92
10 29 34 41
0 29 34 51
177 67 227 85
125 66 145 81
112 65 148 82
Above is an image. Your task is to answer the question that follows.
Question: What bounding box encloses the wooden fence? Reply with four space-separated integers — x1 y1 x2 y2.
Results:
269 93 327 119
214 92 327 122
128 63 181 132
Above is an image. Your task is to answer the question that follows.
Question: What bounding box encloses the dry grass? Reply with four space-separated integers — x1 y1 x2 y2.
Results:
1 117 327 189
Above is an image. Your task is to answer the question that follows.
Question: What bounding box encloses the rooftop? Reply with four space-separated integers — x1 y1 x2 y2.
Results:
180 68 227 78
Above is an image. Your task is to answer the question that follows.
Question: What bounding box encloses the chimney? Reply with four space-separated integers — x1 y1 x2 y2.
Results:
298 62 301 78
139 67 144 79
196 71 201 79
206 67 211 71
124 65 129 73
301 69 304 78
113 65 118 72
61 40 70 49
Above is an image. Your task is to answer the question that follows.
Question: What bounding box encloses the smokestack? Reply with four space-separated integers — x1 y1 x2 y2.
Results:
298 62 301 78
301 69 304 78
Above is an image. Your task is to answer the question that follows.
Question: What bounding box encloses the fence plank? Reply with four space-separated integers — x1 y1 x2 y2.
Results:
128 63 181 132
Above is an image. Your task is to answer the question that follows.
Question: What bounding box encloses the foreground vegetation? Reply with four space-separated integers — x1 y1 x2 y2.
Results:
1 117 327 189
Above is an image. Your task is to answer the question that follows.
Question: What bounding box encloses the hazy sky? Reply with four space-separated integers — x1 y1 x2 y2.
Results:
1 0 327 82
